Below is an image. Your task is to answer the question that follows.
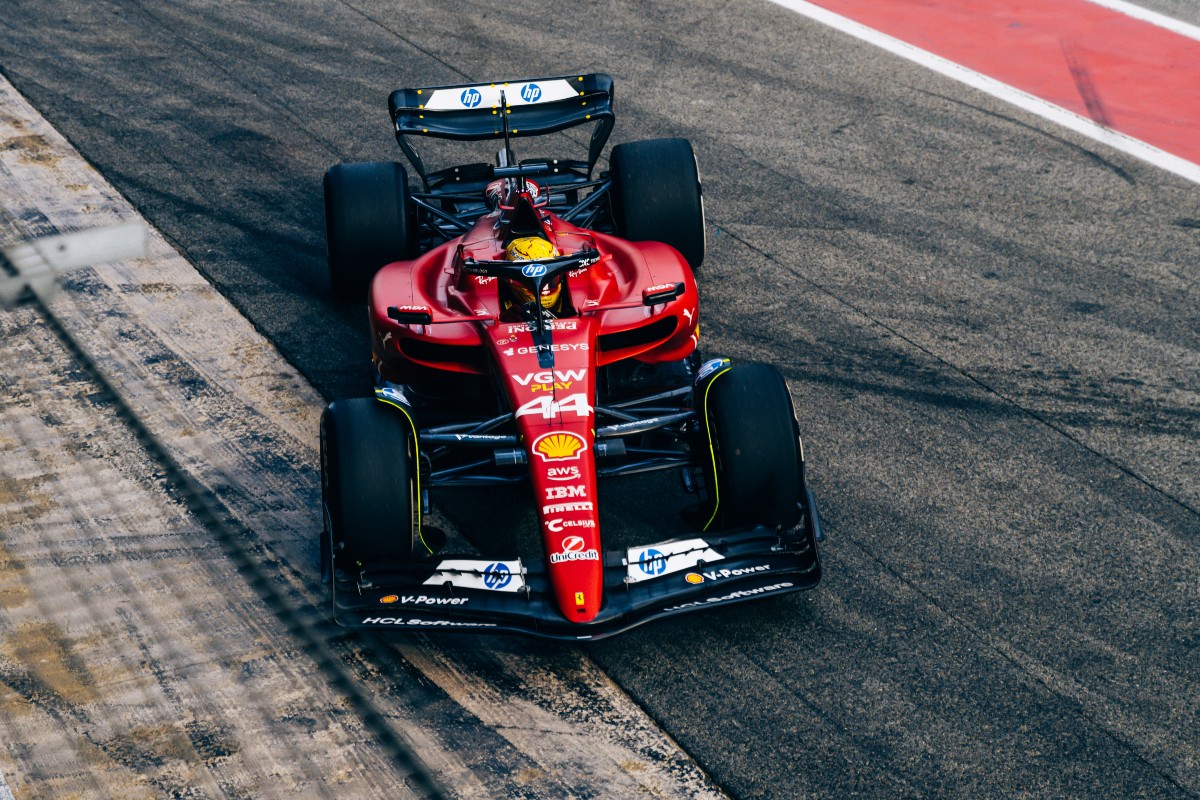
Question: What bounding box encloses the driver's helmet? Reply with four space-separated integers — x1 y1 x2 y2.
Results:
505 236 563 309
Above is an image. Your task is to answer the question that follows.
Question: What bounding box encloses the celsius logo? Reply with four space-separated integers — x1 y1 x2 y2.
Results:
520 83 542 102
460 88 482 107
483 562 512 589
638 548 667 576
546 517 595 533
521 263 547 278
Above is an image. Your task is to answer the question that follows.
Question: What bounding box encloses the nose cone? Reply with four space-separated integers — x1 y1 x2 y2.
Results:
545 531 603 621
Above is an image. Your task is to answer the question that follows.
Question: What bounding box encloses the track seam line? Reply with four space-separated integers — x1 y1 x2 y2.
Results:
825 518 1200 798
712 220 1199 795
717 224 1200 521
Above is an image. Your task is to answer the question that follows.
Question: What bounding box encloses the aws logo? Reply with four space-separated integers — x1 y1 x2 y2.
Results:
546 465 581 482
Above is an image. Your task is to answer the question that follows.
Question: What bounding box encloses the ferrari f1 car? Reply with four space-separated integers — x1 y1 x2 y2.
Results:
320 73 821 640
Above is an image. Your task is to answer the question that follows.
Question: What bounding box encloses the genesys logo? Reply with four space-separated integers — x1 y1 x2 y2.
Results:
544 484 586 500
550 535 599 564
546 465 581 482
532 431 586 462
503 343 589 356
545 517 595 533
542 501 593 515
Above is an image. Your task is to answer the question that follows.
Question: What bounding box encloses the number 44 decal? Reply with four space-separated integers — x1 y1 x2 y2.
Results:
514 393 592 420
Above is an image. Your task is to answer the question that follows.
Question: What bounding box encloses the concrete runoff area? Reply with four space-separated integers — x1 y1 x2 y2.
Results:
0 75 727 799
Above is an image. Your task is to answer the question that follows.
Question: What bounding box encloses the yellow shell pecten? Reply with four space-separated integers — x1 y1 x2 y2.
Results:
536 432 584 460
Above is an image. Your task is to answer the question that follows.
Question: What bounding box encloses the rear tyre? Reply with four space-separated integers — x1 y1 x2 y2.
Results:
323 161 416 303
610 138 705 272
320 397 429 570
696 363 803 531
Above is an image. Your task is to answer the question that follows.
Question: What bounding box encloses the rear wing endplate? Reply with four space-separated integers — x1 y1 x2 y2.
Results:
388 73 616 183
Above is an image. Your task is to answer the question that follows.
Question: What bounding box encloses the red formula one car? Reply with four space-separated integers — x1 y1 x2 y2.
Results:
320 74 821 639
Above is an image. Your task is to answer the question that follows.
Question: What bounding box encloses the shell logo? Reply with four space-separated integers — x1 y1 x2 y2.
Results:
533 431 586 462
685 573 704 585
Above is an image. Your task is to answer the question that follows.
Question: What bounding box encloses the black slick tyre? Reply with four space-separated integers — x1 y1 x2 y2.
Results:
696 363 803 532
323 161 415 303
610 138 705 272
320 397 429 571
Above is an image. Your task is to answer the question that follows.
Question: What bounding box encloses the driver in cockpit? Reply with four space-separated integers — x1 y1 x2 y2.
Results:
501 236 569 319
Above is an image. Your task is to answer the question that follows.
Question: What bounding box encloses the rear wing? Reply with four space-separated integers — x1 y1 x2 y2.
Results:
388 73 616 183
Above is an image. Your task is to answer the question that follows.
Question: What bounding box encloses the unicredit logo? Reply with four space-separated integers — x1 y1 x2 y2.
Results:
562 535 585 552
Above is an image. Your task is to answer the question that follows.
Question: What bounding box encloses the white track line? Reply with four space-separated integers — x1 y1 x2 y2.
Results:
1086 0 1200 40
764 0 1200 186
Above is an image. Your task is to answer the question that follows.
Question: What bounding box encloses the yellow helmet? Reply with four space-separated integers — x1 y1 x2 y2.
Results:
505 237 563 309
506 236 559 261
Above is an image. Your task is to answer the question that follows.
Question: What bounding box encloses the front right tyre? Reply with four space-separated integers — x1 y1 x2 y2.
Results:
320 397 429 574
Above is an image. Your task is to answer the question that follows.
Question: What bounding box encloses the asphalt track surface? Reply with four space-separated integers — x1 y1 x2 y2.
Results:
2 1 1199 797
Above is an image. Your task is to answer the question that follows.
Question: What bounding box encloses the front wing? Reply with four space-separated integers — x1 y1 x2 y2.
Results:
332 522 821 641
